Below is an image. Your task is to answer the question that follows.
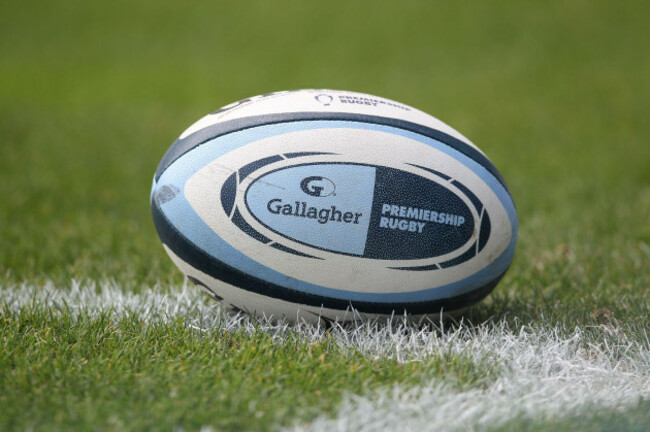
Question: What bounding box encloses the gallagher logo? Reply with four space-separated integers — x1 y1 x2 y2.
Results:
300 176 335 197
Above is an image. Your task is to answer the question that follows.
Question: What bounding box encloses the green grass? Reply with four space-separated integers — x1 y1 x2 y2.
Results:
0 301 494 431
0 0 648 430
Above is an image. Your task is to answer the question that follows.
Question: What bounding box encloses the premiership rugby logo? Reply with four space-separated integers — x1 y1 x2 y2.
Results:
232 158 485 262
300 176 335 197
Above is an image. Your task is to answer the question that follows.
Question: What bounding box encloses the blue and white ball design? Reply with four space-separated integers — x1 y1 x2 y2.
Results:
151 90 517 323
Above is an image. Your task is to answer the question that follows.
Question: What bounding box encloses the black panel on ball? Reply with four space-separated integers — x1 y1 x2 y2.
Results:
151 199 507 315
154 112 511 198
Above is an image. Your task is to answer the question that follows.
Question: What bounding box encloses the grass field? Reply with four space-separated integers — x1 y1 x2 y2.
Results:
1 1 649 430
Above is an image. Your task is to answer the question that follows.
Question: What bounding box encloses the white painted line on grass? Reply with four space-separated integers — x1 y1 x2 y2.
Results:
291 325 649 431
3 282 648 431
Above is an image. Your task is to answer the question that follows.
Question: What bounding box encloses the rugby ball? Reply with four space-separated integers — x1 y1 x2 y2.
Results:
151 89 517 323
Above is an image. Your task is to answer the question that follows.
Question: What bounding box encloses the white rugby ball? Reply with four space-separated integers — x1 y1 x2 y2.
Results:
151 89 517 323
